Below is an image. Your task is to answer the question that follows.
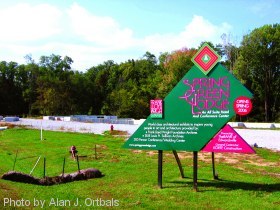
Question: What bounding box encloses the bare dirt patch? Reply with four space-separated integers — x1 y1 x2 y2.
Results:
110 130 129 135
0 122 15 129
131 149 280 177
132 150 143 154
173 151 280 167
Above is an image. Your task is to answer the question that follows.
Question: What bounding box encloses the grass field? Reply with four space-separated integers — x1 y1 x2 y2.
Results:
0 127 279 209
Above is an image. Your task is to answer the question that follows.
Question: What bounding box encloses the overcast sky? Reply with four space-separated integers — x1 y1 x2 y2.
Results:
0 0 279 71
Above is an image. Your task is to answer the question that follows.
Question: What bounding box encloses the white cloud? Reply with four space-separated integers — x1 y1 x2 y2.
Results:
142 15 232 53
67 3 136 49
0 3 62 41
0 3 232 71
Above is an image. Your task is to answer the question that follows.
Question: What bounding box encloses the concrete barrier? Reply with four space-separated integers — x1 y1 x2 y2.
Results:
5 117 19 122
228 122 280 129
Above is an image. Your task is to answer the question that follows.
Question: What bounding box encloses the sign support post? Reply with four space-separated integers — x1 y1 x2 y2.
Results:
158 150 163 189
193 151 198 191
211 152 218 180
172 150 184 178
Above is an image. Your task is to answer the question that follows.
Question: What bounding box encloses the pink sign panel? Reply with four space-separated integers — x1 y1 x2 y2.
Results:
234 96 252 116
202 124 255 153
150 99 163 118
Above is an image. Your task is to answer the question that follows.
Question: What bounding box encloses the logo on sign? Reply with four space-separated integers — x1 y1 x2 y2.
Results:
150 99 163 118
192 43 221 75
179 77 230 115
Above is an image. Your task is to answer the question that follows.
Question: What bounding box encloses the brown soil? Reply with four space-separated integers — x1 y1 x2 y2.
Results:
109 130 129 136
1 168 103 185
132 149 280 177
0 122 15 129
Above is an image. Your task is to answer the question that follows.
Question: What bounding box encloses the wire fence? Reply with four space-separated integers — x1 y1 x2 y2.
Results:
10 145 103 178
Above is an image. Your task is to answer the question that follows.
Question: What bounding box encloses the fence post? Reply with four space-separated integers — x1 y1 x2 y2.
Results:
62 157 66 177
12 150 18 171
94 145 97 159
40 121 43 141
76 155 80 173
43 157 46 178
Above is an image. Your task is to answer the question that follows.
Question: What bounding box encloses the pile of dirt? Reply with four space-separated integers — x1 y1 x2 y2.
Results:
1 168 103 186
1 171 40 184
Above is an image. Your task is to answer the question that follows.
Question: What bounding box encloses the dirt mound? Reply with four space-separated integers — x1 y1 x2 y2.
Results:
1 168 103 185
1 171 40 184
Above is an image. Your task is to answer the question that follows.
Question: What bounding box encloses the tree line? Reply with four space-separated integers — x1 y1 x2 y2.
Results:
0 24 279 122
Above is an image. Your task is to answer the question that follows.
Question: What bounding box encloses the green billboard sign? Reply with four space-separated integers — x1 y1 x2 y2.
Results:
123 44 253 151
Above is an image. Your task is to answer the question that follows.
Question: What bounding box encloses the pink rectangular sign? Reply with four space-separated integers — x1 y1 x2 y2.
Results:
150 99 163 118
202 124 255 153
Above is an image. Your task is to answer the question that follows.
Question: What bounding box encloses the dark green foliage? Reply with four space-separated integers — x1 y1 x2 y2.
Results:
234 24 280 122
0 61 28 115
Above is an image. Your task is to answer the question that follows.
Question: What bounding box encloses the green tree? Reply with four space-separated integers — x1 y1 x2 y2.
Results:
0 61 28 115
220 34 240 71
34 54 75 115
22 62 40 115
235 24 280 122
157 48 196 97
102 52 160 118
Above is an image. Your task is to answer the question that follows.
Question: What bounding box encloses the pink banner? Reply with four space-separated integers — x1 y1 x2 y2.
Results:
202 124 255 153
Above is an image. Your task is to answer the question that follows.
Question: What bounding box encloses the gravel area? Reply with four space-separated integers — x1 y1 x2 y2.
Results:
9 119 280 151
234 129 280 151
11 118 138 135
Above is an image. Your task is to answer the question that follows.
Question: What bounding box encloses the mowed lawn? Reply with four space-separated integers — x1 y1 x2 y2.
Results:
0 127 279 209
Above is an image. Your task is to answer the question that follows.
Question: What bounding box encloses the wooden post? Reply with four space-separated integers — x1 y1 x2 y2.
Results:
40 121 43 141
172 150 185 178
76 155 80 173
158 150 163 189
212 152 219 180
193 151 198 192
12 150 18 171
62 157 66 177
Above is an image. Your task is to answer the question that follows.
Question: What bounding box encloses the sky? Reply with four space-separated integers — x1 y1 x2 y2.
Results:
0 0 279 71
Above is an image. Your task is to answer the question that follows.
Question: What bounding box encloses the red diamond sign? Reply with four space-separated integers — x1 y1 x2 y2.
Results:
192 43 221 75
